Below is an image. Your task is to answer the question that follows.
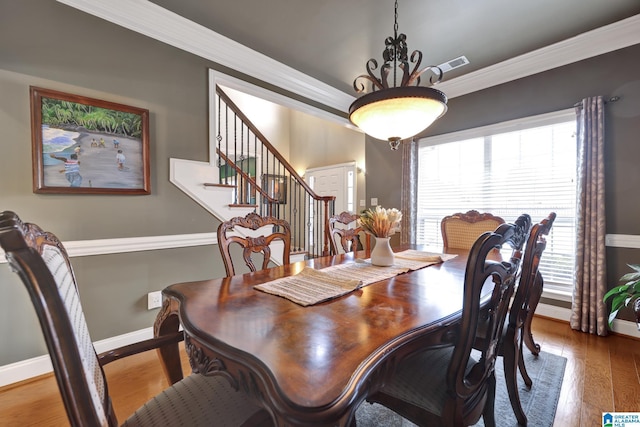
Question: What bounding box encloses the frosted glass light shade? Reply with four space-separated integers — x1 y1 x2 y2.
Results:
349 86 447 142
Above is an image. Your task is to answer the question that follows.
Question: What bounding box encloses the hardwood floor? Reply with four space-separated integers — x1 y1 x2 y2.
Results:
1 316 639 426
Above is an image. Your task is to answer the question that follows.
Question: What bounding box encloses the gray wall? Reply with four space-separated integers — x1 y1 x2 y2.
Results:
366 43 640 320
2 0 639 366
0 0 361 366
0 1 232 364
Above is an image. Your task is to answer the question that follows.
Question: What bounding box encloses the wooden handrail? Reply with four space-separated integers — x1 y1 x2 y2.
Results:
216 85 336 257
216 148 279 213
216 86 334 203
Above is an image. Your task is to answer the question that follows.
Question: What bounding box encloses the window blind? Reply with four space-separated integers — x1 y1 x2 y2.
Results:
416 110 576 292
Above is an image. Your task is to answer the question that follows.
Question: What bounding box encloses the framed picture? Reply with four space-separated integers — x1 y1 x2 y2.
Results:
30 86 150 194
262 174 287 204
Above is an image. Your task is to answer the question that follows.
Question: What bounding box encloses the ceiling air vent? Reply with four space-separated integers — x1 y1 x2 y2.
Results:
437 55 469 73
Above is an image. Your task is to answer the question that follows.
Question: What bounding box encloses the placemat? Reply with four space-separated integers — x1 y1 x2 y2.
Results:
254 251 457 306
254 266 363 306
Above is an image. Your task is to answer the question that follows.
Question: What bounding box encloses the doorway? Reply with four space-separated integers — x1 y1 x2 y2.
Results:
306 162 356 253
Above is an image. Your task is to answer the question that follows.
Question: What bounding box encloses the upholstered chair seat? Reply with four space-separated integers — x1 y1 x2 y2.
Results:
378 347 478 417
122 374 265 427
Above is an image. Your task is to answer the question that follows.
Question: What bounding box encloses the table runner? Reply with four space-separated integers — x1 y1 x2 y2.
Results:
254 250 457 306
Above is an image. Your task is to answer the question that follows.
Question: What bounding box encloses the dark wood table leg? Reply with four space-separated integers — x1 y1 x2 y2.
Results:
153 297 184 385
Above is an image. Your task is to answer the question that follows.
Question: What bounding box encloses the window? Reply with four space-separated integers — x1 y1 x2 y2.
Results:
416 109 576 295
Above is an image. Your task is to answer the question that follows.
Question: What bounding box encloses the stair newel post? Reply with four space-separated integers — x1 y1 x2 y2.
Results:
322 200 330 256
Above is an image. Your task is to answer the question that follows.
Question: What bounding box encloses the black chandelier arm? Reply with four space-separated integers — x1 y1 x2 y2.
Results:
380 63 393 89
405 64 444 87
404 50 423 85
353 73 382 93
398 60 411 87
353 59 385 93
428 65 444 85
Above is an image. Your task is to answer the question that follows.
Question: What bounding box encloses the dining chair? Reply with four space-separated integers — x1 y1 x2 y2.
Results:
366 216 529 427
0 211 273 427
328 211 370 255
441 210 505 250
500 212 556 425
217 212 291 277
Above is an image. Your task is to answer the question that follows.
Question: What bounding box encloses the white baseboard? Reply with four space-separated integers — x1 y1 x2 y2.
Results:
0 327 153 388
535 302 638 337
535 302 572 321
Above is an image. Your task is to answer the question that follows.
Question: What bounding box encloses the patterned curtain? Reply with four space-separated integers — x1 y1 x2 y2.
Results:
570 96 608 336
400 139 418 245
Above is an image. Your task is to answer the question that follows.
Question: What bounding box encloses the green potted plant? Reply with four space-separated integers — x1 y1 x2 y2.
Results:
603 264 640 330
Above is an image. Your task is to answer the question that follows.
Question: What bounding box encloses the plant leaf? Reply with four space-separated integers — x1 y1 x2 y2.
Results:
608 309 620 327
604 284 631 301
627 263 640 273
620 271 640 282
610 293 629 312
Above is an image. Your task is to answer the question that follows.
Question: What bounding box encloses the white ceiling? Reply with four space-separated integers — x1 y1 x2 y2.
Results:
57 0 640 114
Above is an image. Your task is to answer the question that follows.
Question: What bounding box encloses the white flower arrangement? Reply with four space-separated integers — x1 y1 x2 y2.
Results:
358 206 402 238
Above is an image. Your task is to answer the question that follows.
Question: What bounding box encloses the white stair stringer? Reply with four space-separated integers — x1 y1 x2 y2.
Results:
169 158 287 266
170 158 254 219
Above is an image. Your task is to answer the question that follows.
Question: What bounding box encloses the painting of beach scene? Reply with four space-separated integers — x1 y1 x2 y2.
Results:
30 86 150 194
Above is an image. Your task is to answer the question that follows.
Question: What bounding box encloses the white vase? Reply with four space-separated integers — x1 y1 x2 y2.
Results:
371 237 394 267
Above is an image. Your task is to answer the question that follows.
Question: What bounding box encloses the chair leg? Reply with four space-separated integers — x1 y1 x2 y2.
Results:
482 372 497 427
503 332 528 426
518 337 533 388
523 275 543 356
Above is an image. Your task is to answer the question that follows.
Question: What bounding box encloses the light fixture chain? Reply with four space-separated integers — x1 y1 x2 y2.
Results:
393 0 399 86
394 0 398 36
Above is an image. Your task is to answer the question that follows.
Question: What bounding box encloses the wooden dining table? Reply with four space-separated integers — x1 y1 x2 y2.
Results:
153 246 477 426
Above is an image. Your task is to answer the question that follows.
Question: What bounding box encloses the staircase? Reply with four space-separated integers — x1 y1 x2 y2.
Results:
170 85 336 263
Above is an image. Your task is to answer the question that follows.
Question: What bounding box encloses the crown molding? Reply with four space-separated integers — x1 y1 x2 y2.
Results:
55 0 355 112
437 14 640 99
56 0 640 110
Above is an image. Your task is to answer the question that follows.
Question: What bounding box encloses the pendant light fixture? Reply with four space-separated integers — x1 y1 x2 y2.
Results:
349 0 448 150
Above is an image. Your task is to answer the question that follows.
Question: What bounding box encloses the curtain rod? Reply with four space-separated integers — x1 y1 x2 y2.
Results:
573 95 621 109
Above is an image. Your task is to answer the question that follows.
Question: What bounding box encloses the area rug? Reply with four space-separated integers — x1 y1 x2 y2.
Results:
355 351 567 427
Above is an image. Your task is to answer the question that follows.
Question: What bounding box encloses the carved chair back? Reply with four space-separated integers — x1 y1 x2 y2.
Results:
0 211 114 426
508 212 556 337
444 216 528 422
441 210 505 250
498 212 555 424
328 211 370 255
217 212 292 277
368 215 528 427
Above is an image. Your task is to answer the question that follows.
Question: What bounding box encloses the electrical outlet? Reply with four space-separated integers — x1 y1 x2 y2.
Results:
370 197 378 206
147 291 162 310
